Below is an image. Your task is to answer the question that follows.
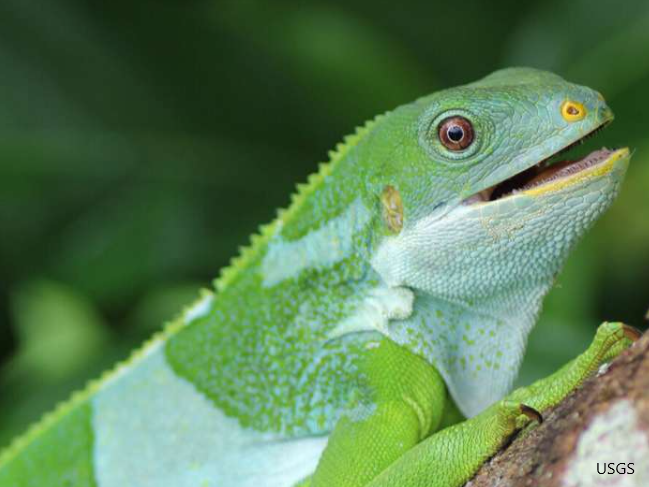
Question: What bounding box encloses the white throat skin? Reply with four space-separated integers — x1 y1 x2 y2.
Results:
370 158 627 417
385 283 550 417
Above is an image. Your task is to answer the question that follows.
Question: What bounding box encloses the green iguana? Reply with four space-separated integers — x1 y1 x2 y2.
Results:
0 67 639 487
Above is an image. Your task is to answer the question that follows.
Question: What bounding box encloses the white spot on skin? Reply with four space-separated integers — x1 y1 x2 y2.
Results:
99 292 214 390
346 402 377 423
261 198 371 287
183 293 214 325
101 339 164 388
99 292 214 392
93 347 327 487
563 399 649 487
327 285 414 339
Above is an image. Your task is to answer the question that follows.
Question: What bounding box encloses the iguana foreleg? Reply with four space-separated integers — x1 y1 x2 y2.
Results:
308 322 637 487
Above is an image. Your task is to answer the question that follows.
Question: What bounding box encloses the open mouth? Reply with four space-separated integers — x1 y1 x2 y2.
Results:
464 123 616 205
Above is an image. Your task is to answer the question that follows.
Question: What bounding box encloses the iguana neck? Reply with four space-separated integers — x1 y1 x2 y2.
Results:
385 280 552 417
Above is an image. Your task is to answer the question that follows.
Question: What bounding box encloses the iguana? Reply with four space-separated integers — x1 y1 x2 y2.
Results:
0 67 639 487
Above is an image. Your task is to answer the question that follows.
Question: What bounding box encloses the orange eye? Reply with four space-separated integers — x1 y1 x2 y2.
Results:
561 100 586 122
438 116 474 151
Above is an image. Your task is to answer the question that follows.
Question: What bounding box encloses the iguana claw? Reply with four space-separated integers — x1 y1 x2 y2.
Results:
520 404 543 424
622 324 643 342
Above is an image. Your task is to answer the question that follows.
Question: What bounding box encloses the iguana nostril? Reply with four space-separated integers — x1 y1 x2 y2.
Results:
561 100 587 122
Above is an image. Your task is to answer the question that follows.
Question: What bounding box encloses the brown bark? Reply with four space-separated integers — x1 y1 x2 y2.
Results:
467 330 649 487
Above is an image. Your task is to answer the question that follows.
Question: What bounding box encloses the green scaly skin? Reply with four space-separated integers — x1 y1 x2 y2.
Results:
0 68 637 487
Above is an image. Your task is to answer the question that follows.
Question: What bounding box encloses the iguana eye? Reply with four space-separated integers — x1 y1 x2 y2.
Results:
438 116 474 151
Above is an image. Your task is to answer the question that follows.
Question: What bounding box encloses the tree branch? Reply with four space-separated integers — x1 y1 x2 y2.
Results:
468 329 649 486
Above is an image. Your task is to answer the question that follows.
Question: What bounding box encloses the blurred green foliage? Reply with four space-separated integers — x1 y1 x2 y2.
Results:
0 0 648 448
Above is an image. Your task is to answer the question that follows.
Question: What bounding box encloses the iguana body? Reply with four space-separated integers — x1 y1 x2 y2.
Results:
0 68 637 487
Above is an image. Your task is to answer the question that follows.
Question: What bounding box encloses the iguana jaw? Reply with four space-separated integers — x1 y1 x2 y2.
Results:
463 123 627 205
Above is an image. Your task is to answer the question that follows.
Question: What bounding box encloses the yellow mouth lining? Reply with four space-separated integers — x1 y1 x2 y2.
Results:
522 148 630 198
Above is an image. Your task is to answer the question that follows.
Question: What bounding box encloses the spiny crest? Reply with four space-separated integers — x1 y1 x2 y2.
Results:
0 301 199 467
0 111 391 467
0 385 87 467
213 111 389 293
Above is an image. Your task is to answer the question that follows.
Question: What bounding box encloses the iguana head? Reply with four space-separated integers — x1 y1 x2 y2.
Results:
367 67 630 417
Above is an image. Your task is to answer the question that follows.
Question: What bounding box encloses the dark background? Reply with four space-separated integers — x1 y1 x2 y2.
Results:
1 0 648 447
